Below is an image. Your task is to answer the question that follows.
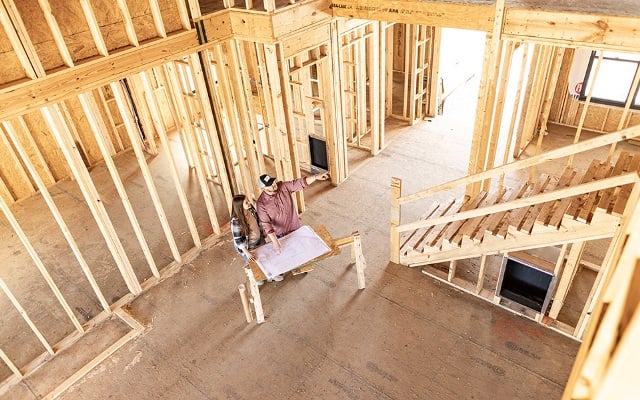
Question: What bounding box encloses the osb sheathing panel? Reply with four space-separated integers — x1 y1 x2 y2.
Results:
158 0 184 34
10 117 56 187
0 25 27 85
49 2 99 63
0 127 34 200
549 50 573 123
90 0 130 52
22 112 69 182
125 0 161 43
13 0 65 72
63 97 104 166
628 113 640 128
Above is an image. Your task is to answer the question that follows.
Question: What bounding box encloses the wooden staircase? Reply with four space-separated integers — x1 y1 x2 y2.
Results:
390 126 640 339
398 152 640 267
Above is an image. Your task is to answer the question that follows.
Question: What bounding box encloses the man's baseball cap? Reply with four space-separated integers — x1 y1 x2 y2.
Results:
258 174 276 188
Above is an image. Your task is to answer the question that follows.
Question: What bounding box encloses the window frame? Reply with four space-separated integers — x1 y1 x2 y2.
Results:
580 50 640 110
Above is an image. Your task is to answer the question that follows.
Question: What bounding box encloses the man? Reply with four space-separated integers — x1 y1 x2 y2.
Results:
256 172 329 252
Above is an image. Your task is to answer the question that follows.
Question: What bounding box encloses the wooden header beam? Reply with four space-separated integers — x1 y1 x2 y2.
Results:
330 1 640 51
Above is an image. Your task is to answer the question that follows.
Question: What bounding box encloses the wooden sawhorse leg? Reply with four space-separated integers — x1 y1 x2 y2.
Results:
243 266 265 324
335 231 367 290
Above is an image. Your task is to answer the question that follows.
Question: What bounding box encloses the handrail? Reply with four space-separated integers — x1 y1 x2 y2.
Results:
397 124 640 205
395 172 639 233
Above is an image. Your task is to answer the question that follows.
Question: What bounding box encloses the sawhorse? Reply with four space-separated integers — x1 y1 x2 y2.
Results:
238 227 366 324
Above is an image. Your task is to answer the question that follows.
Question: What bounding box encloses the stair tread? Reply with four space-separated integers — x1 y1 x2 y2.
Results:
565 159 602 219
521 174 562 233
436 191 488 249
402 198 456 254
537 167 575 225
548 161 598 228
576 162 613 222
499 174 552 237
400 201 442 253
597 151 630 212
477 182 530 242
451 187 507 246
613 153 640 214
418 197 468 252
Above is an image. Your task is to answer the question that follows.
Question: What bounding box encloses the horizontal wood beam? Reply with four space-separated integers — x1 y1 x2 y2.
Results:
0 31 198 121
503 9 640 52
330 1 640 51
197 0 332 45
330 1 494 31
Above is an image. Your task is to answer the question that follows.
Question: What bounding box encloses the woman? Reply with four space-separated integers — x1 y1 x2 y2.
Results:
230 194 283 283
230 194 264 262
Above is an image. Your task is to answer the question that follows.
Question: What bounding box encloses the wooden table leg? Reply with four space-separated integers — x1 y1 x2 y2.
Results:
244 266 265 323
238 284 253 323
353 232 366 289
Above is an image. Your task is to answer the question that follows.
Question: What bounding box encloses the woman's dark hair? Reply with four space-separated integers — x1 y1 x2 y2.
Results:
231 195 249 237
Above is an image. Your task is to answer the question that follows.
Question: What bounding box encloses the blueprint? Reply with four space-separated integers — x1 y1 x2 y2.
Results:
254 226 331 279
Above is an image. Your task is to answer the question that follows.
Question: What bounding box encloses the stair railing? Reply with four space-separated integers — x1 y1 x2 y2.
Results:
390 124 640 263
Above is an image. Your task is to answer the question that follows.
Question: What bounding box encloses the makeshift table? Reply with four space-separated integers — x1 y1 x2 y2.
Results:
238 225 366 324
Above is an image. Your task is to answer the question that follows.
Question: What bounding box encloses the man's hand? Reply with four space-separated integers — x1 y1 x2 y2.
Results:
316 172 329 181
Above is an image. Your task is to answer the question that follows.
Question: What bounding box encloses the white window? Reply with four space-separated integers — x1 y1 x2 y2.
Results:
581 51 640 108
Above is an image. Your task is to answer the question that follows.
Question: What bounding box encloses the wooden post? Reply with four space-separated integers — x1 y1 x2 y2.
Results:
110 81 183 264
244 265 264 323
568 51 603 168
448 259 457 282
368 22 381 156
78 92 160 280
43 103 143 297
484 41 514 181
3 118 111 311
476 254 487 294
328 22 348 183
353 232 366 289
549 241 585 319
0 278 55 354
499 42 529 190
135 72 202 248
390 177 402 264
238 283 253 323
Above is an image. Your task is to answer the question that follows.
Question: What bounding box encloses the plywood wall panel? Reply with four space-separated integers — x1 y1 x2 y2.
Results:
11 117 56 187
0 27 27 86
63 97 104 166
126 1 159 43
22 112 69 181
158 0 184 34
628 113 640 127
89 0 130 51
12 0 66 72
49 2 100 62
583 106 608 131
0 127 35 200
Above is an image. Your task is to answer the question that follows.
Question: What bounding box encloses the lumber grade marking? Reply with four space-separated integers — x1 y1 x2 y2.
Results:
330 1 494 31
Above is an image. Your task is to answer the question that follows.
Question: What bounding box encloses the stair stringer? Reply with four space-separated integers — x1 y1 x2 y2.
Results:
400 212 620 267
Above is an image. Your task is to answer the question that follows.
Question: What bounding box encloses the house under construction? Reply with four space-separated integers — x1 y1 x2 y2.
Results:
1 0 639 398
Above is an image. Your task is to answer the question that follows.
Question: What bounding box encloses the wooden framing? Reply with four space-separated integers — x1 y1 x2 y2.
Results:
1 0 640 397
242 227 366 324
